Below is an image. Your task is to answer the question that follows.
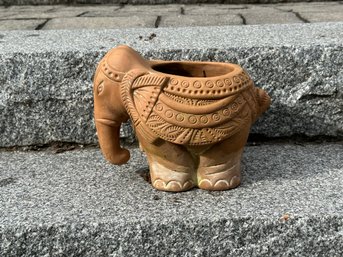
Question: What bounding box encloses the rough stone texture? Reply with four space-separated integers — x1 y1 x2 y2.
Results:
0 19 46 30
1 8 87 19
184 4 248 15
0 143 342 256
43 16 157 29
299 12 343 23
0 23 342 147
160 14 243 27
274 2 343 23
243 11 302 24
276 2 343 13
0 0 340 5
0 5 122 19
117 4 182 14
82 4 180 17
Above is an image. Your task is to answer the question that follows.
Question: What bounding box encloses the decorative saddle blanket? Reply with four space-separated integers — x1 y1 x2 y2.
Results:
120 70 259 146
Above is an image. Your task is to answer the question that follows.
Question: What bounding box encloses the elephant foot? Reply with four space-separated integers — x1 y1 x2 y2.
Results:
153 179 194 192
149 159 195 192
197 162 241 191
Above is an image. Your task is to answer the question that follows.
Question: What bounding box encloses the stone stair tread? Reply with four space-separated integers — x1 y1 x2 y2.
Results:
0 23 342 148
0 143 342 255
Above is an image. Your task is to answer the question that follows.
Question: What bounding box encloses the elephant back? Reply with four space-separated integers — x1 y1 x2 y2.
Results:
120 70 260 146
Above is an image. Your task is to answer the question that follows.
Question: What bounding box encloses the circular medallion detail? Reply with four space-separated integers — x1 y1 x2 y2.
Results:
233 76 240 83
170 78 178 85
212 113 220 121
224 78 232 86
200 116 209 124
223 108 231 116
155 103 163 111
193 81 202 88
231 103 238 111
165 110 173 118
181 81 190 88
176 113 185 122
188 115 197 124
216 80 224 87
205 81 214 88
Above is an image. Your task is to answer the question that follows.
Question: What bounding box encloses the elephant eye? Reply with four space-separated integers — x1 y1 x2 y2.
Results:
98 82 104 95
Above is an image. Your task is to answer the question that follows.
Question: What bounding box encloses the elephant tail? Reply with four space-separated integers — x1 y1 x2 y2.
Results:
255 87 271 118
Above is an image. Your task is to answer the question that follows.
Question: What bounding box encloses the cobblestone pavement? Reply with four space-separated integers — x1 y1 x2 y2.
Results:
0 2 342 30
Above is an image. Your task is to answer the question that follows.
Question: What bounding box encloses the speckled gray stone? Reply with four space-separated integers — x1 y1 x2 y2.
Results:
0 23 342 147
243 11 302 25
0 143 342 256
0 0 338 5
0 19 46 30
43 16 157 29
160 14 243 27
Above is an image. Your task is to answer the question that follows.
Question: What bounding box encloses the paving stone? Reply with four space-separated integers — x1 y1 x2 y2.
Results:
57 5 122 13
183 4 248 15
298 12 343 23
83 5 181 17
276 2 343 13
2 6 87 19
243 11 303 25
0 143 342 256
208 5 304 25
0 19 46 30
43 5 123 18
1 5 56 11
120 4 182 13
43 16 157 29
159 14 243 27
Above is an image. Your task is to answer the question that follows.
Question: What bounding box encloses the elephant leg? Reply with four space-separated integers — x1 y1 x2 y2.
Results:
137 134 196 192
197 124 250 191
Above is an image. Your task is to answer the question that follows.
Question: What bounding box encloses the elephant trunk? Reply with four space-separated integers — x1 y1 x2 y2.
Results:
93 61 130 165
95 118 130 165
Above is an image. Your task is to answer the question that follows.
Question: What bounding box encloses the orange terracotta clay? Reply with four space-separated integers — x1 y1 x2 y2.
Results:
93 45 271 192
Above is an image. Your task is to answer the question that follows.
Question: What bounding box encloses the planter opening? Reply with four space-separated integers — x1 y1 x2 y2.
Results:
151 62 233 78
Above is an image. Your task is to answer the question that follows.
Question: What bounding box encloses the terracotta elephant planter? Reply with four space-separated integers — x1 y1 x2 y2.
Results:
93 45 270 192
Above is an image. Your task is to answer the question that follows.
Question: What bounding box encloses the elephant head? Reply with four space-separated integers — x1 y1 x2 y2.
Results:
93 45 152 165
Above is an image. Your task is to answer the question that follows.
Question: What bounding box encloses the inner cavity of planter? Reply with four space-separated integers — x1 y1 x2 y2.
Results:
151 62 233 78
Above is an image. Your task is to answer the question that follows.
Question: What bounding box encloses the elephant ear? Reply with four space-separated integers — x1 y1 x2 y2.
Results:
120 69 169 143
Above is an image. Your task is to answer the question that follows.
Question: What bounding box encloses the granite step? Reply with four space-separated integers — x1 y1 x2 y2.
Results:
0 23 342 148
0 143 342 256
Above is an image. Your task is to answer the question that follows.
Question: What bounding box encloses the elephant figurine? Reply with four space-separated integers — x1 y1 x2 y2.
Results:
93 45 270 192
